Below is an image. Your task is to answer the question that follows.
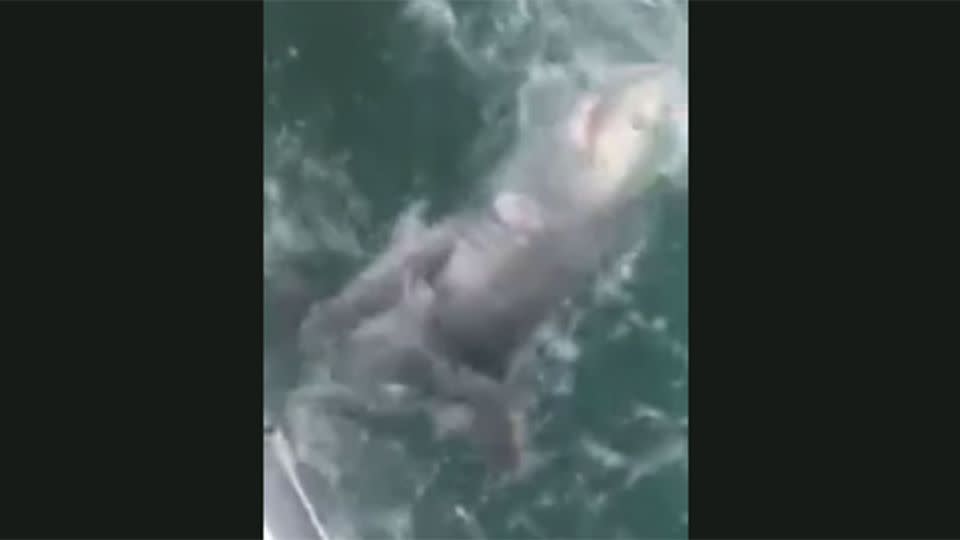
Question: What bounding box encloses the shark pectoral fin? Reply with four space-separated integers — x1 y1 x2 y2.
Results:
298 222 458 361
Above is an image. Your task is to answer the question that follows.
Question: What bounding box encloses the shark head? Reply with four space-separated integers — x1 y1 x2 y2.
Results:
490 63 686 225
567 63 685 207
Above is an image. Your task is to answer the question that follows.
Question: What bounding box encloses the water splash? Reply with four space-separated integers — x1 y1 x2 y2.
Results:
263 125 371 278
401 0 688 193
268 1 688 537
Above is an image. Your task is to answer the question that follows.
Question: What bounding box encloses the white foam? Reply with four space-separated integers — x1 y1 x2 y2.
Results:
265 0 688 534
581 437 630 469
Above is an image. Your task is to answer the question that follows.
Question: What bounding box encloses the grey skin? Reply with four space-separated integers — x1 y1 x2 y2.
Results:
298 64 683 470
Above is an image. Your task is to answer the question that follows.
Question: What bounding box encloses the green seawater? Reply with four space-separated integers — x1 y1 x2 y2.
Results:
265 2 687 538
